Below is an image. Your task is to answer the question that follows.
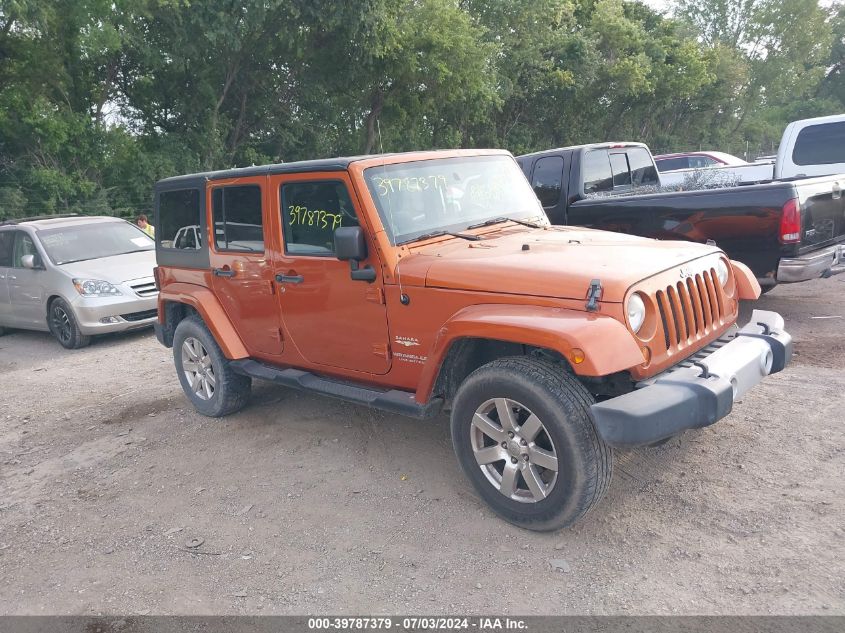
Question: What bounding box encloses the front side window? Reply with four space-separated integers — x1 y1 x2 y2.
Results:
211 185 264 252
792 122 845 166
364 155 543 245
12 232 38 267
281 181 359 255
159 189 201 249
583 150 613 194
38 222 154 265
531 156 564 207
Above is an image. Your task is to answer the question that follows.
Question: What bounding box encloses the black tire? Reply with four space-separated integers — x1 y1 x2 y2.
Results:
48 297 91 349
450 356 612 531
172 315 251 417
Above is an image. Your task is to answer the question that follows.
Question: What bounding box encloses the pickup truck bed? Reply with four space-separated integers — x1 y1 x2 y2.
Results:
518 143 845 285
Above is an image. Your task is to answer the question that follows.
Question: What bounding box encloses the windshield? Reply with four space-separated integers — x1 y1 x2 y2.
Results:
38 221 154 265
364 155 545 245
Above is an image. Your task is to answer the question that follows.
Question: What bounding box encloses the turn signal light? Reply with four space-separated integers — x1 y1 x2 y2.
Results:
570 348 585 364
779 198 801 244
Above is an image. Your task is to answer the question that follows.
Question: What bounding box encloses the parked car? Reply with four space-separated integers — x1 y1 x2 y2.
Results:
517 142 845 290
659 114 845 187
0 215 158 348
152 149 791 531
654 151 747 172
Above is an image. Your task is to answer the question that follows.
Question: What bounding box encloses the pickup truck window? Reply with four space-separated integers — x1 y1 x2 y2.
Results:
792 121 845 166
583 150 613 194
281 180 359 255
364 155 540 245
655 157 688 172
628 147 659 186
159 189 200 250
531 156 564 207
610 153 632 187
211 185 264 252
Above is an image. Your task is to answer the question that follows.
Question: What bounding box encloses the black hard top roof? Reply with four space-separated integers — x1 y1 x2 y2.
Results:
155 154 390 188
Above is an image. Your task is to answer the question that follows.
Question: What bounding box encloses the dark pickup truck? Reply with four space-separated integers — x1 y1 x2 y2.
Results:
517 142 845 289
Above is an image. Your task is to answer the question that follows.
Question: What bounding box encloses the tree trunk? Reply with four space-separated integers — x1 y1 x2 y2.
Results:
364 90 385 154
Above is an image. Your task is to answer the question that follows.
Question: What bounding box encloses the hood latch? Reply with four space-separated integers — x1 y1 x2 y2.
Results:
586 279 603 312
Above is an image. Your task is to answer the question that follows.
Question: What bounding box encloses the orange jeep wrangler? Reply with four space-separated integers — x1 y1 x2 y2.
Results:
153 149 792 530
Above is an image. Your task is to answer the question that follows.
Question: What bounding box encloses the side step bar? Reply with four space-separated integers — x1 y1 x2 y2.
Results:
230 359 443 419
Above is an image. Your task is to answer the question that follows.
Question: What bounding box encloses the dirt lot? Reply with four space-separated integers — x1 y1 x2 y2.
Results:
1 278 843 615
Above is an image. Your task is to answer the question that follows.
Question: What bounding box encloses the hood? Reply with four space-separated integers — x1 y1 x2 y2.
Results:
398 227 721 303
57 250 157 284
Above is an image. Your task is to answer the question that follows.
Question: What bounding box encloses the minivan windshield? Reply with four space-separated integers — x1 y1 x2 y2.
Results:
364 155 546 245
38 221 155 265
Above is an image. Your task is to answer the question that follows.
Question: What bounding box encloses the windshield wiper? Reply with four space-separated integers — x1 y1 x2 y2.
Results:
397 230 481 246
466 216 543 230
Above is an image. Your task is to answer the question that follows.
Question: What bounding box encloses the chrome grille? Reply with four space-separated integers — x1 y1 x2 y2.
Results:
655 268 727 351
129 278 158 297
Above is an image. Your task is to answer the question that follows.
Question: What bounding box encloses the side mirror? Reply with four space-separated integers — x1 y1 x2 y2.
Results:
21 254 40 269
334 226 376 282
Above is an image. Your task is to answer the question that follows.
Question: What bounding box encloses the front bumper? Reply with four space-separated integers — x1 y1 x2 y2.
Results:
590 309 792 448
777 243 845 282
70 293 158 335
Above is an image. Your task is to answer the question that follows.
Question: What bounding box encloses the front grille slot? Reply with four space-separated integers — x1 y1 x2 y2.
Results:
651 267 729 353
129 279 158 297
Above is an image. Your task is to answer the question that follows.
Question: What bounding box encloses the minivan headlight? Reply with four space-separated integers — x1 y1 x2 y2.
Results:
716 260 729 287
626 292 646 334
73 279 122 297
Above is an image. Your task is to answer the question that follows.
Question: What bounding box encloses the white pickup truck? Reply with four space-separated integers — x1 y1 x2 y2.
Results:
660 114 845 187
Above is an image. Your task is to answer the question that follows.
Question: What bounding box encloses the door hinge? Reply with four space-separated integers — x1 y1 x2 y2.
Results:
372 343 391 359
366 287 385 305
268 279 276 294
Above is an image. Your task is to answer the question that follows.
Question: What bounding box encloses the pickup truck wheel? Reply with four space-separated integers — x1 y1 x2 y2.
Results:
450 357 612 531
48 298 91 349
173 316 251 417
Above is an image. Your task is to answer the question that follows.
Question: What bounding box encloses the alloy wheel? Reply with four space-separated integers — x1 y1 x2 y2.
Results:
181 337 216 400
470 397 559 503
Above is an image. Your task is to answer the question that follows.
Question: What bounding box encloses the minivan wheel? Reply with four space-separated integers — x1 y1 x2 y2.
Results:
48 298 91 349
450 356 612 531
172 315 251 417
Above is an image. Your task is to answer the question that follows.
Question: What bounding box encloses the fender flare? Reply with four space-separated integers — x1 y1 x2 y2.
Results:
730 259 762 300
415 303 644 402
158 283 249 359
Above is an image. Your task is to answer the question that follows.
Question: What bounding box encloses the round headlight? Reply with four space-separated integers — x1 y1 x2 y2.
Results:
716 260 729 287
626 292 646 334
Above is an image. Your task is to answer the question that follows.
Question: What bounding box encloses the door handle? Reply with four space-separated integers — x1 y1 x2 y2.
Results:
275 273 304 284
212 267 236 278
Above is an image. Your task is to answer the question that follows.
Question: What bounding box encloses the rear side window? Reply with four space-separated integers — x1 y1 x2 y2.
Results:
281 181 359 255
211 185 264 252
0 231 13 266
531 156 564 207
609 153 632 187
159 189 201 249
583 150 613 194
792 122 845 166
628 147 659 185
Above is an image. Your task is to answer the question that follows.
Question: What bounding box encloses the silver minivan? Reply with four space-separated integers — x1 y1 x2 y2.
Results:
0 215 158 348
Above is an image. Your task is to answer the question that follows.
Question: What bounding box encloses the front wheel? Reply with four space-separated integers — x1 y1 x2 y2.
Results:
173 315 251 417
48 298 90 349
450 357 612 531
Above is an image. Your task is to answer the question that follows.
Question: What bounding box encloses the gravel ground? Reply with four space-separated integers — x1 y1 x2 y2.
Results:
0 277 843 615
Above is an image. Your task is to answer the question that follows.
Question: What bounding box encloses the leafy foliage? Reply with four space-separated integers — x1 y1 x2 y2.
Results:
0 0 842 219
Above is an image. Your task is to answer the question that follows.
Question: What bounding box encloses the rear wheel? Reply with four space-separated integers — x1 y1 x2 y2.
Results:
48 298 90 349
173 315 251 417
450 356 612 531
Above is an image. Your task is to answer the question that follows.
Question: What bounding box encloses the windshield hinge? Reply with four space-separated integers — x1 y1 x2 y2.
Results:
585 279 603 312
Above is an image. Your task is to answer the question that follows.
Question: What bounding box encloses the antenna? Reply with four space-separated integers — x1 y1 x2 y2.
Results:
377 119 409 305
